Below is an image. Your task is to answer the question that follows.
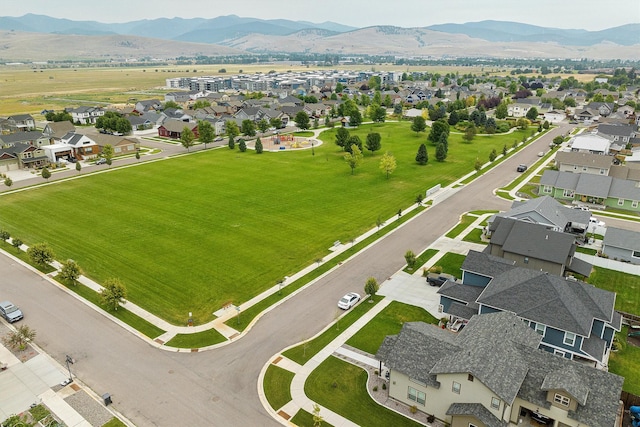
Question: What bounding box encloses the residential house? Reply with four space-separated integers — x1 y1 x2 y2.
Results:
602 226 640 264
437 250 621 367
91 134 139 156
127 115 154 131
234 107 262 122
66 106 105 125
161 108 192 122
486 217 592 277
554 151 613 176
596 123 637 145
158 119 199 139
540 169 640 212
586 102 615 117
60 132 99 160
134 99 162 114
376 311 623 427
302 103 327 118
488 196 591 237
569 134 611 155
42 121 76 143
608 164 640 182
0 131 50 148
507 98 540 118
0 142 49 172
574 108 599 123
6 114 36 131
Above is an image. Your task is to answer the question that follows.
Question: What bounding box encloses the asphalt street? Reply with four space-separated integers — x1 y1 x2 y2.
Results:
2 123 639 426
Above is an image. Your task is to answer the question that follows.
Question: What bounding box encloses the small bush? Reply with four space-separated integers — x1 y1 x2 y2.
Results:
373 386 378 392
429 265 443 274
382 383 387 390
427 414 436 423
410 405 417 414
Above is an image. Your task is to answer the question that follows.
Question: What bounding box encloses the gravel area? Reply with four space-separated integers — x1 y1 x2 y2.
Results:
335 345 445 427
64 390 114 427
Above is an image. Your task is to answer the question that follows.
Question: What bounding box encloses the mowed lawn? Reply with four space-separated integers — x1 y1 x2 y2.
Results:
0 122 530 324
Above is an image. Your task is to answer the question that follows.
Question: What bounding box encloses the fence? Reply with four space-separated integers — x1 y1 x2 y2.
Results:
621 391 640 409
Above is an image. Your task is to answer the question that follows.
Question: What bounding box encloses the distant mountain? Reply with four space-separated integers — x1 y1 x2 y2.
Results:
426 21 640 46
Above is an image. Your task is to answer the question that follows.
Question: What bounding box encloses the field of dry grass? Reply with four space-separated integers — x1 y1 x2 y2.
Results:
0 63 596 117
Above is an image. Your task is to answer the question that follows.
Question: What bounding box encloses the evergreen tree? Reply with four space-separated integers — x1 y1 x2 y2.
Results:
415 143 428 165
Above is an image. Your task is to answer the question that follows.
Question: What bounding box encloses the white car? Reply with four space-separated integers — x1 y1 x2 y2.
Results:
589 217 606 228
338 292 361 310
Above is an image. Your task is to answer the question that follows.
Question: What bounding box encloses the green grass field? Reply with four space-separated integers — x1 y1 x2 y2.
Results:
0 122 532 325
263 364 295 411
587 267 640 315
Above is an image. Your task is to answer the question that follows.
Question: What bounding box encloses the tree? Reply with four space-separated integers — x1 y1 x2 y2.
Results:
192 100 211 110
241 119 256 137
553 136 564 146
428 119 449 144
435 142 447 162
516 118 529 130
164 100 179 109
415 143 428 165
238 139 247 152
41 167 51 181
526 107 539 121
27 242 55 266
474 158 483 172
369 104 386 122
495 102 508 119
348 109 362 127
364 277 379 299
251 118 267 134
312 403 323 427
198 120 214 149
365 133 382 155
393 103 403 116
102 144 115 164
543 120 550 130
135 151 141 162
411 116 426 134
404 250 417 269
335 127 350 150
269 117 283 130
448 110 459 126
294 111 310 130
12 238 23 252
180 127 195 152
438 132 449 154
345 135 362 153
75 162 82 174
59 259 82 285
226 121 240 139
2 324 36 351
502 144 508 156
379 152 397 179
462 123 477 143
228 135 235 150
101 278 127 311
344 145 363 175
255 137 263 154
4 177 12 187
0 230 9 241
489 149 497 162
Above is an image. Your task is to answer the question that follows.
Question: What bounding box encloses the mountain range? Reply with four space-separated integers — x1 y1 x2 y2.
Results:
0 14 638 61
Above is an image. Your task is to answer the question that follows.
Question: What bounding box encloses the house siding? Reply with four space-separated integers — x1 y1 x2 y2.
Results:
440 296 461 314
510 397 581 427
461 271 491 287
602 245 639 264
604 197 640 213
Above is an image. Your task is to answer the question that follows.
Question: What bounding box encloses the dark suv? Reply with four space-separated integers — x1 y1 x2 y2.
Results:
426 273 456 287
516 164 527 172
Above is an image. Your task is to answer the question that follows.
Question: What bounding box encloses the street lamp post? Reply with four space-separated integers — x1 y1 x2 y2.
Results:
235 306 241 325
65 355 74 382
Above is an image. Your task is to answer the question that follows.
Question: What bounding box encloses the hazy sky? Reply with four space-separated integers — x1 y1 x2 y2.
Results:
3 0 639 31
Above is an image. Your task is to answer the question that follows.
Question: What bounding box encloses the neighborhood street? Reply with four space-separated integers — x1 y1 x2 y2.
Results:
2 123 639 426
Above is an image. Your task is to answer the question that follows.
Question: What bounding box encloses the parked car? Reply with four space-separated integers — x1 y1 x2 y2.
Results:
0 301 23 323
214 137 224 142
516 164 527 172
95 158 107 165
573 205 590 211
426 273 456 287
337 292 361 310
537 151 545 157
589 217 606 228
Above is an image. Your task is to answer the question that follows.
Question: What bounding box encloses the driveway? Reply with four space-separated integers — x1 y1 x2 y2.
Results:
3 123 639 426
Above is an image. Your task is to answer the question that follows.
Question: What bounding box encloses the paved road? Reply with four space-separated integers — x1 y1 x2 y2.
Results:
3 123 640 426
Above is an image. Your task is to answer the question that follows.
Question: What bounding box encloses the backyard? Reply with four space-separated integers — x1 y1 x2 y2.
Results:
0 121 534 325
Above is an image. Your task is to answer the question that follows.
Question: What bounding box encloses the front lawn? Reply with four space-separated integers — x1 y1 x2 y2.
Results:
164 328 226 348
0 122 532 324
346 301 438 354
609 326 640 395
263 364 295 411
431 252 466 279
305 356 423 427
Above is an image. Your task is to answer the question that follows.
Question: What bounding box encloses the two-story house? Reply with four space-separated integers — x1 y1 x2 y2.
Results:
437 250 621 367
554 151 613 176
6 114 36 131
569 134 611 155
66 106 105 125
596 123 637 145
376 311 623 427
0 142 49 172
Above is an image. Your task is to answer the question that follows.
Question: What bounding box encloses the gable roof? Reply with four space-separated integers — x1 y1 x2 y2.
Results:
554 151 613 169
603 226 640 252
494 195 589 231
461 250 516 279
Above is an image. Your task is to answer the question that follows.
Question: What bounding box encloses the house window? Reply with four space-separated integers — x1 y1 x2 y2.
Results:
408 386 426 405
534 323 546 336
564 332 576 346
468 374 474 382
438 304 443 313
491 397 500 410
524 257 529 264
618 198 625 206
543 185 552 194
632 201 638 208
562 189 574 198
554 393 570 407
554 349 566 357
452 381 461 394
632 250 640 259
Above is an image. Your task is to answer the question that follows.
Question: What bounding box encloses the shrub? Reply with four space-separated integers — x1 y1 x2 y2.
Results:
410 405 417 414
382 383 387 390
427 414 436 423
373 386 378 392
429 265 443 274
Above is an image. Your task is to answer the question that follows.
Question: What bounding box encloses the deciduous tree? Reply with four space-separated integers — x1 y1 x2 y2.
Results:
2 324 36 351
197 120 214 149
364 277 379 299
41 167 51 181
379 152 397 179
411 116 426 134
241 119 256 137
335 127 350 150
365 133 382 155
101 278 127 311
294 111 310 130
59 259 82 285
27 242 55 266
428 119 450 144
344 145 363 175
180 127 195 152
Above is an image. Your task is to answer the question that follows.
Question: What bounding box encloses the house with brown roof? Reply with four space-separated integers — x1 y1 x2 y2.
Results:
158 119 198 139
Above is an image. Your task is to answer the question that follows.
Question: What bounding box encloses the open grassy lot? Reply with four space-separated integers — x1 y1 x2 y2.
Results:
431 252 466 279
305 356 423 427
609 326 640 395
0 122 532 325
345 301 438 354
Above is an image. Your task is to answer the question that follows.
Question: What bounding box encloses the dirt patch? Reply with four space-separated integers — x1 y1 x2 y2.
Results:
627 334 640 348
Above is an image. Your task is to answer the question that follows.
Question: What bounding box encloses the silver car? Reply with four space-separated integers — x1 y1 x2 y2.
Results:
338 292 361 310
0 301 23 323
